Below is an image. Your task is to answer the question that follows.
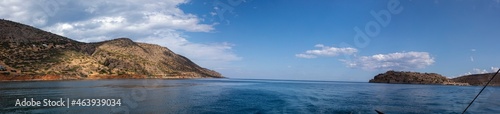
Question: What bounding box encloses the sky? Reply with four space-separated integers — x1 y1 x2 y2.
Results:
1 0 500 81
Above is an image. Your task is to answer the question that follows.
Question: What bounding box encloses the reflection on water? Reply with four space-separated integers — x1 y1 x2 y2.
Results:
0 79 499 113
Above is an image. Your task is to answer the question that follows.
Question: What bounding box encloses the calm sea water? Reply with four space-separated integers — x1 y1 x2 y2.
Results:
1 79 499 114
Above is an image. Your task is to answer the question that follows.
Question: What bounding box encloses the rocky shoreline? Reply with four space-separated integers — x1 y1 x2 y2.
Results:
0 74 222 81
369 71 498 86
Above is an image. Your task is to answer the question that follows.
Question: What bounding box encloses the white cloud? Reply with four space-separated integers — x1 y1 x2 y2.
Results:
210 12 217 16
342 51 435 71
492 67 500 72
136 30 241 67
295 54 317 59
0 0 240 69
296 45 434 71
465 67 499 75
473 68 489 74
296 44 358 58
0 0 53 26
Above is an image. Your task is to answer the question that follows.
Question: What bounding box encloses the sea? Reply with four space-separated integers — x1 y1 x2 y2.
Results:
1 79 499 114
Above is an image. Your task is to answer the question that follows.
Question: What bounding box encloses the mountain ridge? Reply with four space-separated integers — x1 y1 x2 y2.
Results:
0 19 223 81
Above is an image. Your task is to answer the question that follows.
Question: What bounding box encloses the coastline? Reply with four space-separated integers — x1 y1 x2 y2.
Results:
0 74 223 82
369 81 472 86
369 71 499 86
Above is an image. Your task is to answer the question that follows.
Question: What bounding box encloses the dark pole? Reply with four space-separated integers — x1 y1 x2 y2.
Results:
462 68 500 114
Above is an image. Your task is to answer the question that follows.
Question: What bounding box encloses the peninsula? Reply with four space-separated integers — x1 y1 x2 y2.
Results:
0 19 223 81
369 70 500 86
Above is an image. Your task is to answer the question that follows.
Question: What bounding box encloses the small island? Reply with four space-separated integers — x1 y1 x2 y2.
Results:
369 70 500 86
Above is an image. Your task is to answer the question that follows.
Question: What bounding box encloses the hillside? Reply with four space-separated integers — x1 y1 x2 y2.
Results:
369 71 449 84
0 19 223 81
369 70 499 86
451 73 500 86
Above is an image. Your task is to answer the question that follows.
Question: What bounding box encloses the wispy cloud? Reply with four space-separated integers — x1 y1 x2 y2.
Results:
470 49 476 62
297 44 434 71
295 54 317 59
464 67 499 75
342 51 435 71
492 67 500 72
136 30 241 67
473 68 488 74
0 0 240 69
295 44 358 58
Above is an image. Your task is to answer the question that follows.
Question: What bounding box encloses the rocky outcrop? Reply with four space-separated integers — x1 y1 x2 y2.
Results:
0 19 223 81
369 71 449 84
369 70 499 86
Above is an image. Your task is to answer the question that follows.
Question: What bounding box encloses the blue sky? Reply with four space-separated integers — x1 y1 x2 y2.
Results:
1 0 500 81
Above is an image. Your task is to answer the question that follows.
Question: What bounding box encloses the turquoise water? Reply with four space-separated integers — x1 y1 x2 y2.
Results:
1 79 499 113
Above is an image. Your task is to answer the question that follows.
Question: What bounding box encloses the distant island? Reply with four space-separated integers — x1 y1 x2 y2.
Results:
369 70 500 86
0 19 223 81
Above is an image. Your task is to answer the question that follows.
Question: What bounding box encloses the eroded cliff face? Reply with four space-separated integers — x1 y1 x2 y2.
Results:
0 19 223 81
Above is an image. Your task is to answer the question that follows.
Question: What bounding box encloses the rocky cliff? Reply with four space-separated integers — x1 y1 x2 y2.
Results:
0 19 223 81
369 71 449 84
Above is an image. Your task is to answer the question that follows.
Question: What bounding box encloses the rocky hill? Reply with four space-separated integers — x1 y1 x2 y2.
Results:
451 73 500 86
369 71 449 84
369 70 499 86
0 19 223 81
